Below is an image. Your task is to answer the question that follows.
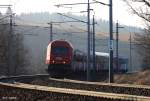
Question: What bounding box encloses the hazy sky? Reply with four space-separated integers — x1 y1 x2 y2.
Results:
0 0 144 27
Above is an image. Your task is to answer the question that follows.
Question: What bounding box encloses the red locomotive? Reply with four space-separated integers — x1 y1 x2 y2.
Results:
46 39 73 76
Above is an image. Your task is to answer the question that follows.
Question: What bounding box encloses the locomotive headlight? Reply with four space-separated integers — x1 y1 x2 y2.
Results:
52 60 55 63
63 61 66 64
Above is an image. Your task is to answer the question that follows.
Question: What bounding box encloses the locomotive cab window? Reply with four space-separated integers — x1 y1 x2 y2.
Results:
52 47 68 55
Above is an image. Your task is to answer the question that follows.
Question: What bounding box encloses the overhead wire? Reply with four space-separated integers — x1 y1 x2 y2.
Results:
14 25 40 35
58 12 88 34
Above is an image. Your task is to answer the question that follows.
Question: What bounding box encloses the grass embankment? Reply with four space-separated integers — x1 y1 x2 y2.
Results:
115 70 150 85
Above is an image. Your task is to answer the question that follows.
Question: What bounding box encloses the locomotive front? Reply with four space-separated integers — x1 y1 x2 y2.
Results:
46 40 73 76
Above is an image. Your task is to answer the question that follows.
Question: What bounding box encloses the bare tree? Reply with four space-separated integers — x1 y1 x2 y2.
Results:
123 0 150 69
13 33 30 75
134 27 150 69
123 0 150 23
0 21 30 76
0 23 9 75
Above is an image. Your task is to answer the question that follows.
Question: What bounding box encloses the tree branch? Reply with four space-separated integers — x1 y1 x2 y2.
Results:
125 0 150 23
142 0 150 7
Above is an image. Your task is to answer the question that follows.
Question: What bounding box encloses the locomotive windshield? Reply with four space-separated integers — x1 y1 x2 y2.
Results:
52 47 68 55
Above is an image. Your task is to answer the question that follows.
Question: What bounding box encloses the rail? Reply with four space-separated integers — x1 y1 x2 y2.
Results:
0 82 150 101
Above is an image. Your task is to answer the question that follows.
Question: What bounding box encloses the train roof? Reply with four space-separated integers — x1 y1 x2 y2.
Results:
95 52 128 59
48 39 73 48
74 50 109 57
95 52 109 57
74 50 128 59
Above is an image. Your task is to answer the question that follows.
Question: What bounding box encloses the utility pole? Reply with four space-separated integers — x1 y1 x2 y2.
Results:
8 6 13 76
87 0 91 81
47 20 84 42
116 22 119 72
129 33 132 72
48 22 53 42
109 0 113 83
55 1 109 81
50 23 52 41
116 21 124 72
90 28 93 52
92 14 96 80
91 0 111 82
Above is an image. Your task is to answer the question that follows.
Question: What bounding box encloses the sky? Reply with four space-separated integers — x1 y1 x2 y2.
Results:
0 0 144 28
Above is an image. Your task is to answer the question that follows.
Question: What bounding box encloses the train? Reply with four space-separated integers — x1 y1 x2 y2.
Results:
73 50 128 73
46 40 128 76
46 39 73 76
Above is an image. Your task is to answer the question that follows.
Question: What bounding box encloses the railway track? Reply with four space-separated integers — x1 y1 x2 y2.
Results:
0 82 150 101
0 74 150 100
42 78 150 97
0 74 50 83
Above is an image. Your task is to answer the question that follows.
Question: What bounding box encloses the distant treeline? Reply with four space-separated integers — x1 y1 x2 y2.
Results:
17 12 142 34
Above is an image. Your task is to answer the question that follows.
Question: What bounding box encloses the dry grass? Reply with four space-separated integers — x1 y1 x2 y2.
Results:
115 70 150 85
